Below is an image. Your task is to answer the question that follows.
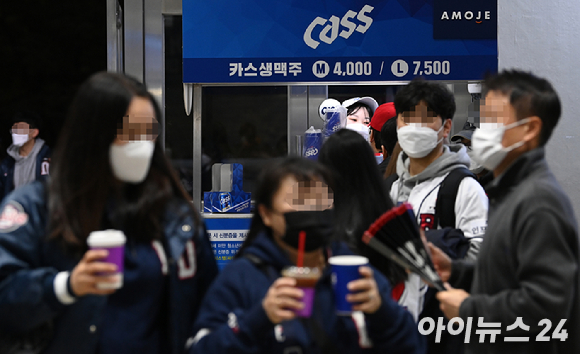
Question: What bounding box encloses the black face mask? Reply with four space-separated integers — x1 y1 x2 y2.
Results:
282 209 334 252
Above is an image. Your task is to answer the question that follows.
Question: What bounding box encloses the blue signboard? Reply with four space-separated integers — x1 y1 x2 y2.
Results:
183 0 497 83
205 217 251 270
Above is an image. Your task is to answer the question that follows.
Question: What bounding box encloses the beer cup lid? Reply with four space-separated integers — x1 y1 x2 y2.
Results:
87 229 126 247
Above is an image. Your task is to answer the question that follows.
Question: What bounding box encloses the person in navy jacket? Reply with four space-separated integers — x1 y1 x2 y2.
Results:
0 111 51 201
189 157 424 354
0 72 218 354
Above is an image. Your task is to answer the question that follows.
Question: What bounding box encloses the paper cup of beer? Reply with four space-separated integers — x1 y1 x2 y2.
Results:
87 230 126 289
329 255 369 315
281 266 321 317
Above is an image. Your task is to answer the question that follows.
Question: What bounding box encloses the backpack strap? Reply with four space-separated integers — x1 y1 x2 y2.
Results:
384 173 399 195
435 168 477 229
242 253 278 280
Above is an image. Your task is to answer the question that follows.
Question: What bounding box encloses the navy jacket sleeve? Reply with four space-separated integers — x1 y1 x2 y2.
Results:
188 258 274 354
0 158 10 202
0 184 66 333
364 268 426 353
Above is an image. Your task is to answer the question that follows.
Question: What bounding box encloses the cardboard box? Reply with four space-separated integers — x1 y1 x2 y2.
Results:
204 163 251 213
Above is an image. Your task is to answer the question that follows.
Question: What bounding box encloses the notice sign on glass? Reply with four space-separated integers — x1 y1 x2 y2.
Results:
183 0 497 83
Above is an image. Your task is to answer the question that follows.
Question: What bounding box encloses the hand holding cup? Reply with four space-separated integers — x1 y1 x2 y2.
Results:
346 266 382 314
70 229 127 296
262 277 304 324
69 249 120 296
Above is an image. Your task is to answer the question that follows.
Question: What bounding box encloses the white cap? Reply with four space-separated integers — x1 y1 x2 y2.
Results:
318 98 342 121
342 97 379 115
87 230 126 248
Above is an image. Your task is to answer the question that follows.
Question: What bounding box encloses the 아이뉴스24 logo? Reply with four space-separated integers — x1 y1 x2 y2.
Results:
303 5 374 49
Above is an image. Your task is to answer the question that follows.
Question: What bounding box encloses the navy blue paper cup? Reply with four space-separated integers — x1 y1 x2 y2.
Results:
324 110 342 139
329 255 369 315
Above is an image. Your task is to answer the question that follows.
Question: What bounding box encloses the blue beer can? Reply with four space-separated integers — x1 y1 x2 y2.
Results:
219 192 232 210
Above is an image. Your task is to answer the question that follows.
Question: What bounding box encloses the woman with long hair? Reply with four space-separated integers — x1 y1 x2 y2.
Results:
319 129 407 285
0 72 218 354
319 129 424 320
189 157 423 354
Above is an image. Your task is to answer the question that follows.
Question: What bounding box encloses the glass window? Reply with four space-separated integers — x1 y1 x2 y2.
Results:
202 86 288 195
164 16 287 198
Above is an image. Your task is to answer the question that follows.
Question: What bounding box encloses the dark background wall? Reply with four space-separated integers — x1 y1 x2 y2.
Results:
0 0 106 158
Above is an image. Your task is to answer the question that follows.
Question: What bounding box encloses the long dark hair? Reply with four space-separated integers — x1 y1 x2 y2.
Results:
48 72 198 254
235 157 333 257
319 129 407 285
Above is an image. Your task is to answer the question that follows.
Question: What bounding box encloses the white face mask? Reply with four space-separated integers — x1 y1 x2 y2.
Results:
471 118 530 171
345 122 370 142
12 133 29 147
397 123 444 158
109 140 155 183
466 147 485 174
479 122 502 130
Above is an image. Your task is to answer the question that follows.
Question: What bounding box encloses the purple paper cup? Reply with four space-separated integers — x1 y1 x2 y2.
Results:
281 266 321 318
329 255 369 315
86 230 126 289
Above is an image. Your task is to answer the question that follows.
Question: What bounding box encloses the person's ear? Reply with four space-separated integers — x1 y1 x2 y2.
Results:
524 116 542 148
258 204 273 228
443 119 452 138
369 129 375 143
381 145 387 157
30 129 39 139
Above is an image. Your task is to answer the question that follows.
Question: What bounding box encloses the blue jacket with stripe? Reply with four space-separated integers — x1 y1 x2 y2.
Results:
0 181 218 354
189 232 425 354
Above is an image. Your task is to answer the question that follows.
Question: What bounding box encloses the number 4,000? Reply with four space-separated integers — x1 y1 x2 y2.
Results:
413 61 450 76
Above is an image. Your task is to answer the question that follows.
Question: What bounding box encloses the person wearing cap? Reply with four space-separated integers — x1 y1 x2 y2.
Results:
451 121 486 176
369 103 397 173
342 97 379 153
342 96 378 126
450 121 476 147
0 111 51 201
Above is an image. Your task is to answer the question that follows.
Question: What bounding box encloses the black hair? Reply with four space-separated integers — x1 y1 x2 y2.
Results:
394 78 456 120
380 117 398 156
235 157 334 257
347 103 373 119
48 72 197 254
11 110 42 131
484 70 561 146
370 127 382 151
319 129 407 286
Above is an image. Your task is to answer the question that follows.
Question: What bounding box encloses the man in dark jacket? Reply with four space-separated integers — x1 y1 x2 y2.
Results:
0 111 50 201
434 70 579 354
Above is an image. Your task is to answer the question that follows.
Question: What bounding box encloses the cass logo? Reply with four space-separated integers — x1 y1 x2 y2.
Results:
304 147 319 157
440 10 491 24
303 5 374 49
